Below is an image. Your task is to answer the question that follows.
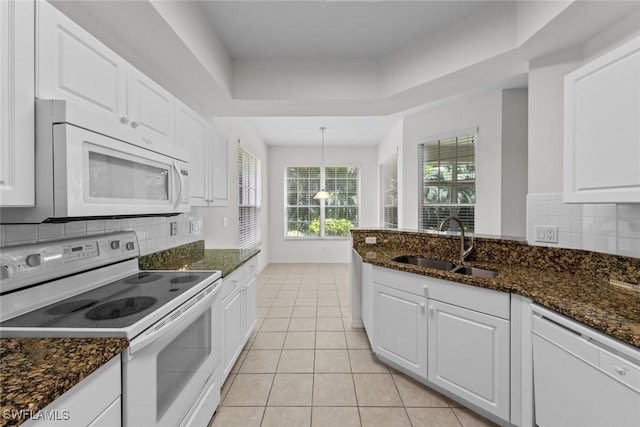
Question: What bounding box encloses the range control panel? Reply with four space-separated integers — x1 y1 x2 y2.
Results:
0 231 138 294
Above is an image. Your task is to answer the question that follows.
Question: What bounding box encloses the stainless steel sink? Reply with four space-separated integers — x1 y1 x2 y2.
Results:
392 255 499 279
451 265 499 279
392 256 455 271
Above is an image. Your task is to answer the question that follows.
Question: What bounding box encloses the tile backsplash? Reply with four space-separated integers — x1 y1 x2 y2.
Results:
526 193 640 258
0 208 203 256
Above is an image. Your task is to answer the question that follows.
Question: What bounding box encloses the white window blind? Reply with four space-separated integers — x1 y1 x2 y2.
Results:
238 146 261 249
285 166 359 238
380 154 398 228
418 132 476 232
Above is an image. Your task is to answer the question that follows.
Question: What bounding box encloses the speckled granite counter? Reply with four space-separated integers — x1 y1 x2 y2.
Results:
0 338 128 426
352 229 640 349
139 240 260 277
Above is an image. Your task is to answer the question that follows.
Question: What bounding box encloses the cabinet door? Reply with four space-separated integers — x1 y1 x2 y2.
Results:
243 276 257 342
210 126 229 206
126 65 176 150
222 287 244 378
428 300 510 420
372 283 427 379
0 0 34 206
564 36 640 203
36 0 127 121
176 102 209 206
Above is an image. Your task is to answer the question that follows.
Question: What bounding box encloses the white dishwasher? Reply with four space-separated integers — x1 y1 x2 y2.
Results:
532 305 640 427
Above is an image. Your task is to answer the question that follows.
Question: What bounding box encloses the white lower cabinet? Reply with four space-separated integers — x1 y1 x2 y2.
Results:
24 355 121 426
428 299 510 421
373 283 428 379
221 258 258 379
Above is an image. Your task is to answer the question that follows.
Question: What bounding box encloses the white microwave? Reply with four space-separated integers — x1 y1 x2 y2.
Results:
1 100 190 223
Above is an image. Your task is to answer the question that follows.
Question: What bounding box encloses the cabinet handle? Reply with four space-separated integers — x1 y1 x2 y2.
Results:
613 366 627 376
423 285 428 294
428 306 434 315
120 116 130 125
142 137 153 145
131 121 140 129
420 303 426 311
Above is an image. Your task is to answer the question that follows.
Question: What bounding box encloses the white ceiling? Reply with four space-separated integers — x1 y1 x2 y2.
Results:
200 1 491 60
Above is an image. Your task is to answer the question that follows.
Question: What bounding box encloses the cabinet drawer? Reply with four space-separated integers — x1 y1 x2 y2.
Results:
243 258 258 278
372 266 429 298
222 268 245 300
426 276 510 320
600 351 640 393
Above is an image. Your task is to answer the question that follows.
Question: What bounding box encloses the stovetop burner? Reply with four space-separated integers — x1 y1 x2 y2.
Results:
45 300 99 315
124 272 162 284
86 296 157 320
170 274 200 284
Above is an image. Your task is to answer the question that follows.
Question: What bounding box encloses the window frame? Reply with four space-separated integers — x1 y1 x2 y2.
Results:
417 128 477 233
284 163 361 240
238 145 261 249
380 153 398 229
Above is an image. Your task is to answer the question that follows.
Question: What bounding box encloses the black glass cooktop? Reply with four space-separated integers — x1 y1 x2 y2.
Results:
1 271 214 329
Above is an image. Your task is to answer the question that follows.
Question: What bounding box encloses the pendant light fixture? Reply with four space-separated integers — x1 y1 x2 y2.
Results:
313 127 331 200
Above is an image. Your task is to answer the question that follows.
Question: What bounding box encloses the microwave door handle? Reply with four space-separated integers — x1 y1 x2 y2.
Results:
173 160 184 211
124 285 219 361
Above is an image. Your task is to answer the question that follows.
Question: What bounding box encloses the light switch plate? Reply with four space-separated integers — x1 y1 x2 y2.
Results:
365 236 377 244
170 222 178 236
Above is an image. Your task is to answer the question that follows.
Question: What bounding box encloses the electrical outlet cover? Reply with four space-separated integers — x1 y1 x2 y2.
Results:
535 226 558 243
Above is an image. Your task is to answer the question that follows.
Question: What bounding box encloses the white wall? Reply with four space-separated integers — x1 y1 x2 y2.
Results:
268 146 378 263
202 118 270 273
402 90 528 237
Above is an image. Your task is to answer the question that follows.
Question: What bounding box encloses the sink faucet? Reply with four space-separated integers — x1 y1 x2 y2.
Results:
438 216 473 264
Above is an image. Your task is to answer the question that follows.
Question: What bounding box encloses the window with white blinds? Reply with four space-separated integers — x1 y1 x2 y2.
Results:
238 146 261 249
418 132 476 233
285 166 359 238
380 154 398 228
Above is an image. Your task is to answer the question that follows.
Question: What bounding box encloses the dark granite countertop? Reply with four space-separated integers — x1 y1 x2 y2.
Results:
352 230 640 349
0 338 128 426
139 242 260 277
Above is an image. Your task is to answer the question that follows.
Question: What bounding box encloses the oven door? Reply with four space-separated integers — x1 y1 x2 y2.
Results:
53 124 189 218
123 282 220 427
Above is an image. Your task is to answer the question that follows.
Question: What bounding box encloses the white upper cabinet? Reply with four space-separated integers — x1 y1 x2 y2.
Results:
210 126 230 206
564 35 640 203
126 65 176 150
176 101 209 206
0 0 35 207
36 0 127 121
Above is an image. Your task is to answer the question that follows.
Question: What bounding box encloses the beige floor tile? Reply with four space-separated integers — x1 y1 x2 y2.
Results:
292 306 317 318
257 307 269 319
315 332 347 349
268 374 314 406
353 373 403 406
359 408 411 427
284 332 316 349
272 297 296 307
278 349 315 373
261 318 291 332
316 317 344 331
345 331 371 349
316 306 342 318
314 350 351 373
406 408 462 427
289 317 316 331
222 373 274 406
295 297 318 307
311 407 360 427
251 332 286 349
267 306 294 318
209 406 264 427
447 397 465 408
313 373 357 406
317 290 338 298
348 350 389 373
257 297 275 308
220 373 236 402
261 407 311 427
392 374 449 407
230 350 248 373
452 408 499 427
238 350 281 373
278 290 299 298
297 290 317 298
317 297 340 307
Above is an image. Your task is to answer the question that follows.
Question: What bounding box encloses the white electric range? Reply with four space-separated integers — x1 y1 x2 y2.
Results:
0 231 222 427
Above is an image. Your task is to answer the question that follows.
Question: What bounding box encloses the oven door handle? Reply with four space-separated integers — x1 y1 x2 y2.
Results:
125 283 219 361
